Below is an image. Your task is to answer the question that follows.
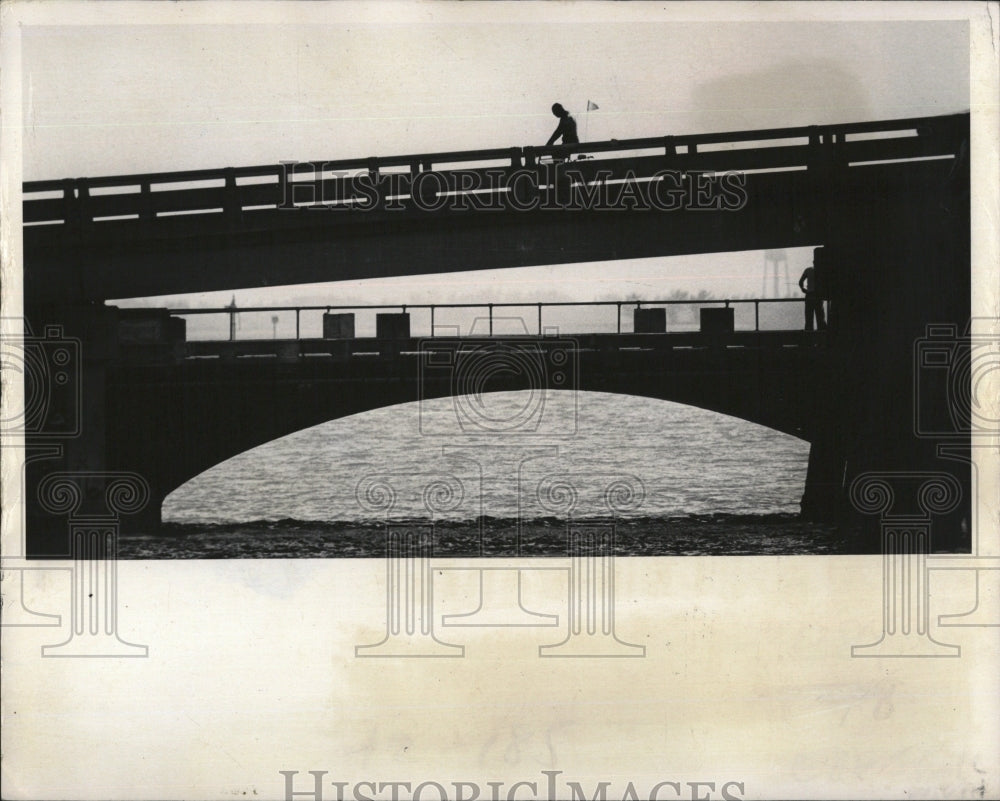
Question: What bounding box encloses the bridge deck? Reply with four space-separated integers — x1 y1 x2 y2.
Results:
23 113 964 223
22 113 968 303
122 330 825 363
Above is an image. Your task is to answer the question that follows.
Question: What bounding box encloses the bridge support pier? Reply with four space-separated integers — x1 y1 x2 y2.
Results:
125 498 163 533
800 440 846 523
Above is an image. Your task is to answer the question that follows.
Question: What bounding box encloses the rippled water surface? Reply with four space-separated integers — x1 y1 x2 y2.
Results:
164 392 809 521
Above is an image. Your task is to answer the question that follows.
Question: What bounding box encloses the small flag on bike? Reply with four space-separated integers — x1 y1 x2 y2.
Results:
587 100 599 111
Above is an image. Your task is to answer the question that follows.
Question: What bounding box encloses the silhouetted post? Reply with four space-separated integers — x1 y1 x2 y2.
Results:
850 472 961 657
76 180 92 225
224 167 239 222
61 179 78 227
226 296 237 341
763 249 790 297
139 181 153 221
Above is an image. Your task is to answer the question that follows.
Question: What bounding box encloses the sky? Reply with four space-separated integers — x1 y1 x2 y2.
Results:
15 5 972 308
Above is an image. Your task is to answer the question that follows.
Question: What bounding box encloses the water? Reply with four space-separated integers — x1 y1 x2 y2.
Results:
120 392 851 556
165 392 806 523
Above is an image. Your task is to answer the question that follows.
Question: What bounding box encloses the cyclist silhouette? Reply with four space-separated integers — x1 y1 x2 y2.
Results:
546 103 579 146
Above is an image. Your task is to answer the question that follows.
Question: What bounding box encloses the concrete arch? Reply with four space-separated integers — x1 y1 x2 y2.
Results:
97 339 826 534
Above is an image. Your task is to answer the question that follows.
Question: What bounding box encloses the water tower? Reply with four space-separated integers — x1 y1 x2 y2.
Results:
762 249 791 298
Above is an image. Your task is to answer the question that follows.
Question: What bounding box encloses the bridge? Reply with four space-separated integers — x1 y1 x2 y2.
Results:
18 112 971 555
23 113 967 303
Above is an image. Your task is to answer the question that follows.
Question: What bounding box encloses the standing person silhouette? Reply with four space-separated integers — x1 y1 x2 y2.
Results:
798 249 828 331
546 103 579 146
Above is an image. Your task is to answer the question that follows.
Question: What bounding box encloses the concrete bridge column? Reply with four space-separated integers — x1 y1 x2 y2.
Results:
812 127 969 531
122 486 164 532
800 439 847 522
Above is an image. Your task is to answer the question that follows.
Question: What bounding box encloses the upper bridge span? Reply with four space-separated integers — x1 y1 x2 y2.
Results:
23 113 967 303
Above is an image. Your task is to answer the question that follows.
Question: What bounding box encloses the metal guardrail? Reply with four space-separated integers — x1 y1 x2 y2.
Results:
172 329 822 363
23 113 966 225
165 297 811 340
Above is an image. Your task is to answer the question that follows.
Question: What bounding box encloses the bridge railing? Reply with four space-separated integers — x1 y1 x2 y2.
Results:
163 297 810 342
24 113 966 225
